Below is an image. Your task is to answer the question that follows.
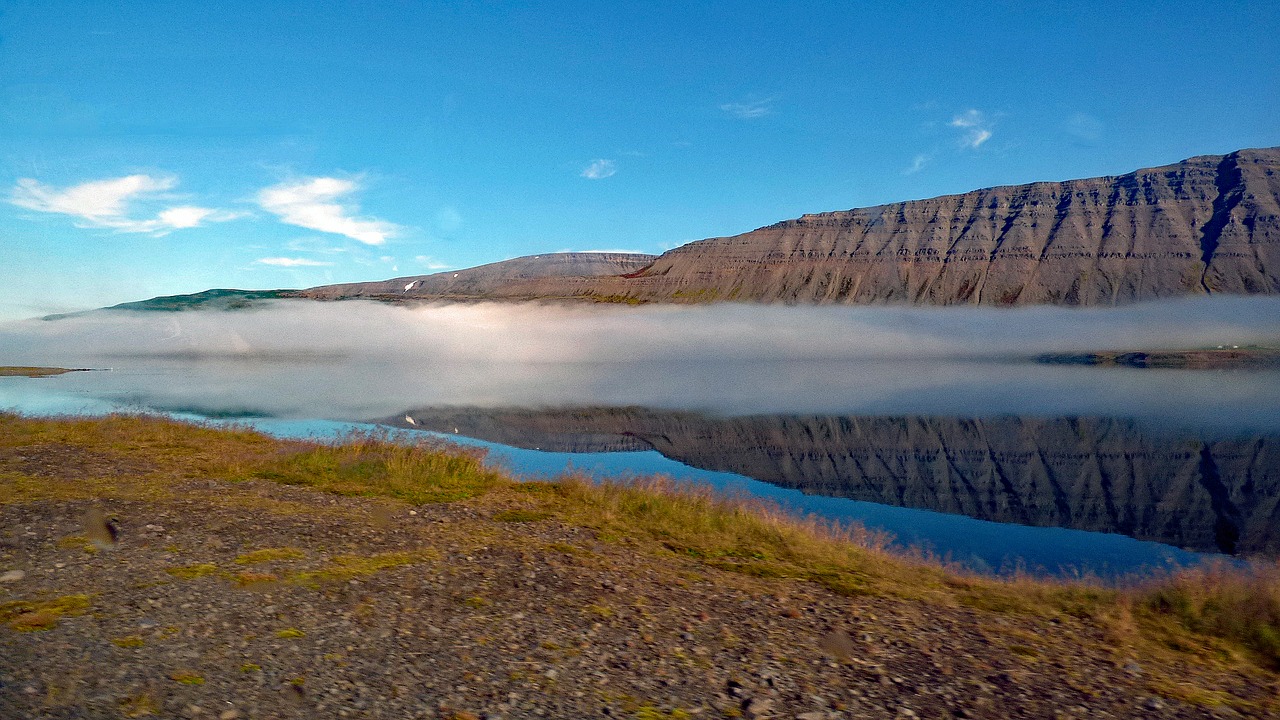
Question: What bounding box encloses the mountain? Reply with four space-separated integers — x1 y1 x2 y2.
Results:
80 253 656 314
298 252 657 301
302 147 1280 306
479 147 1279 306
381 406 1280 555
107 147 1280 310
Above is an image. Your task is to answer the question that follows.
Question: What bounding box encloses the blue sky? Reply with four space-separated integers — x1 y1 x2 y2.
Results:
2 0 1278 319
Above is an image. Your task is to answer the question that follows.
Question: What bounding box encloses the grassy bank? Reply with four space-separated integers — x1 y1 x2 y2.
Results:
2 411 1277 680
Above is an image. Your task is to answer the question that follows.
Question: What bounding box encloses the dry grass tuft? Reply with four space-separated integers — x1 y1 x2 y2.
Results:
247 429 509 503
1132 560 1280 669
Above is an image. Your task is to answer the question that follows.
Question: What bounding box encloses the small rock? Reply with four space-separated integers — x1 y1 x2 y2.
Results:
796 713 827 720
818 628 856 659
0 570 24 583
743 697 773 718
219 711 241 720
1144 697 1166 711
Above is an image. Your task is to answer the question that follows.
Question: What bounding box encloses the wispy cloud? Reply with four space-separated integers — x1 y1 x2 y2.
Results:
1064 112 1103 143
949 109 993 149
415 255 451 270
720 98 774 119
903 154 930 175
286 237 347 254
580 159 616 180
555 247 650 255
256 257 334 267
258 177 399 246
8 174 241 235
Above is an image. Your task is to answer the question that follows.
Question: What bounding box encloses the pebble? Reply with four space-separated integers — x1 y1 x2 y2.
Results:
744 697 773 718
0 570 24 582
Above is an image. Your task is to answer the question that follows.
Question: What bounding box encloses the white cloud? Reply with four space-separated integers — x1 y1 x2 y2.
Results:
415 255 451 270
256 257 334 267
258 177 399 246
8 174 241 235
949 109 994 149
903 154 930 175
580 159 617 180
720 99 773 119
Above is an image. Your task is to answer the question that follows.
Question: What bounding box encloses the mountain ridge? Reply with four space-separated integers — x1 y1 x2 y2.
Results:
102 147 1280 310
301 146 1280 307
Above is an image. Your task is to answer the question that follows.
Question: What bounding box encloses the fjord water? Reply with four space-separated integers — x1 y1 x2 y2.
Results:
3 299 1280 576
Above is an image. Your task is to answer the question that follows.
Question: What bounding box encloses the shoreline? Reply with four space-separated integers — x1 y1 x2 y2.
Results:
1 413 1277 718
0 367 100 378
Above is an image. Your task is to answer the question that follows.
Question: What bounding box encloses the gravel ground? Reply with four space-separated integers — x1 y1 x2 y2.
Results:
2 474 1276 719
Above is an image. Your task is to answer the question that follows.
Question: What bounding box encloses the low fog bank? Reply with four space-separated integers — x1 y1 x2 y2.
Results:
2 297 1280 432
4 296 1280 365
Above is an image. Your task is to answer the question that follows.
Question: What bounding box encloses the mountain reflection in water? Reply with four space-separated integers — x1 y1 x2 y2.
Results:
383 407 1280 557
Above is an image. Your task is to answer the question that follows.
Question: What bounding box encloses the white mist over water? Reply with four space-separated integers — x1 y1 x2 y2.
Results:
1 297 1279 431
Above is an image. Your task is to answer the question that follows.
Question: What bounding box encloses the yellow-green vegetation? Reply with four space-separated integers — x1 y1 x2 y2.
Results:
586 293 646 305
634 706 692 720
493 509 552 523
275 628 306 639
169 670 204 685
288 550 437 588
234 547 306 564
0 593 92 631
111 635 146 648
248 431 507 503
165 563 219 580
240 662 261 673
117 692 161 718
233 571 278 586
1 412 1278 678
0 366 77 377
56 534 98 554
1135 561 1280 669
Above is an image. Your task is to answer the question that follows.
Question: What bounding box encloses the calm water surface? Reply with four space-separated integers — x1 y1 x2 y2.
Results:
5 356 1278 578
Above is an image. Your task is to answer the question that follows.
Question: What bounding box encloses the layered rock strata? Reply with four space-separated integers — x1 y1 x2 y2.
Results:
385 407 1280 555
558 148 1280 306
307 148 1280 306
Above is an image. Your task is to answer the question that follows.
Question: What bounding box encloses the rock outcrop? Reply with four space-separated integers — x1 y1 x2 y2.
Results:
384 407 1280 555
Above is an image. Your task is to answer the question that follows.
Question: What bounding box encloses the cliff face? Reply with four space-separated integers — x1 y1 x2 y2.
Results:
385 408 1280 555
549 148 1279 306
